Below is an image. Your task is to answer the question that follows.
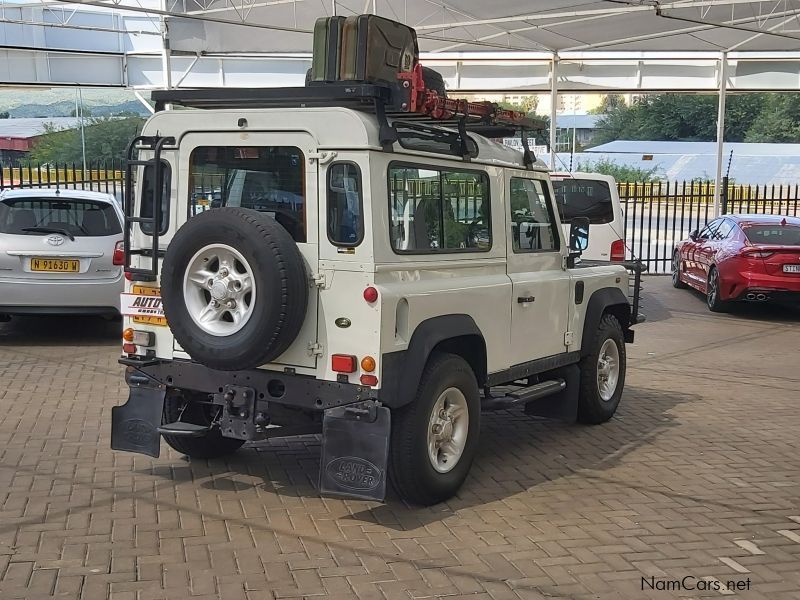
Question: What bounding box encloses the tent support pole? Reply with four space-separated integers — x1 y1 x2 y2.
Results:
714 52 728 218
550 54 558 170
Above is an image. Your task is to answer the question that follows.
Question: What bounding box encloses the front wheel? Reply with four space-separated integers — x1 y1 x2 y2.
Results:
389 353 480 505
707 267 729 313
577 313 626 424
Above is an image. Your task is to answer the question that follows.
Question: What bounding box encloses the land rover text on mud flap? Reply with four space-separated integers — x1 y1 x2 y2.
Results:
111 14 641 506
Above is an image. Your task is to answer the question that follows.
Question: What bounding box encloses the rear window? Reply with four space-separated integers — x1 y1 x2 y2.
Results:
189 146 306 243
0 197 121 237
552 179 614 224
743 224 800 245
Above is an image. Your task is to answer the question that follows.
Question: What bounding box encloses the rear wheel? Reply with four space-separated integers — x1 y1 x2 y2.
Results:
577 313 626 424
161 392 244 459
389 353 480 505
707 267 729 313
672 252 687 289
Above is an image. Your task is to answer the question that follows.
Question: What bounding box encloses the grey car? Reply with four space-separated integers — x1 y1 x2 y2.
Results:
0 188 124 319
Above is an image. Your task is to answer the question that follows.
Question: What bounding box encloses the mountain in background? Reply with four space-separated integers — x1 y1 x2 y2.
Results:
0 89 150 118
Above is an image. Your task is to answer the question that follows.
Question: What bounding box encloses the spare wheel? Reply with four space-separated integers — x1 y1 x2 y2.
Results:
160 207 308 371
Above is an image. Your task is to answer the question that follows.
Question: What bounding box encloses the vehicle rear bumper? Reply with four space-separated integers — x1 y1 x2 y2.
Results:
0 276 122 314
120 357 379 414
724 270 800 301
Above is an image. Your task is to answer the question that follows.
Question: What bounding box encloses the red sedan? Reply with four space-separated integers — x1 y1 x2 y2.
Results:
672 214 800 312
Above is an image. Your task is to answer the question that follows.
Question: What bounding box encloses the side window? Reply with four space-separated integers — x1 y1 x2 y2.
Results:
140 161 171 235
715 219 733 240
327 163 363 246
699 220 719 240
509 177 559 252
188 146 306 243
388 164 491 253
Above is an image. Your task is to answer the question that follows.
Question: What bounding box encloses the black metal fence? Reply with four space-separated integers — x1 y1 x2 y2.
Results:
0 160 124 200
4 160 799 275
618 178 800 273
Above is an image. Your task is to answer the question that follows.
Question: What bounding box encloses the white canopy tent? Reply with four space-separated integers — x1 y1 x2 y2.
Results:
3 0 800 213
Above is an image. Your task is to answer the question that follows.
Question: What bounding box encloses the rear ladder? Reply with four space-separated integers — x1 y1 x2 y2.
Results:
123 135 174 282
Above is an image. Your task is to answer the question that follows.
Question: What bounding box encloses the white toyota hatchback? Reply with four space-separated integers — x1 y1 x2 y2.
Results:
0 188 124 320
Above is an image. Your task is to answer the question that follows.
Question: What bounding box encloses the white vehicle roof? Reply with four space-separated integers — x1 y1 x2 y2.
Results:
550 172 618 185
142 107 549 172
0 188 118 203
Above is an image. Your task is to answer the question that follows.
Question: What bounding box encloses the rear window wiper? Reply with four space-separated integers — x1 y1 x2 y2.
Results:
21 227 75 241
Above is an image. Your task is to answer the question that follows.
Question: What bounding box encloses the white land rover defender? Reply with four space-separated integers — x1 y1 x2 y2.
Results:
111 14 641 505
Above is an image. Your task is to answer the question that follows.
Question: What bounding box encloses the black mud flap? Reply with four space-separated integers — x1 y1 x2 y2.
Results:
111 382 166 458
319 401 390 502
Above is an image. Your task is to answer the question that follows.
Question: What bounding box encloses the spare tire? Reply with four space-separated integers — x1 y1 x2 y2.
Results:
160 207 308 371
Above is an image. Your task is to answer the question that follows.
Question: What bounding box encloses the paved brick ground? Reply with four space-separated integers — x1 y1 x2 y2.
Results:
1 277 799 600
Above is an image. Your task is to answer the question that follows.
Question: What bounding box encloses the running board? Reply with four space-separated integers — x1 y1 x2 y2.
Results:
482 379 566 411
157 422 211 437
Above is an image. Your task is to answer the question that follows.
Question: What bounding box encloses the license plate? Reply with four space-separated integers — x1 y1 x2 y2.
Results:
122 285 167 326
783 264 800 273
31 258 80 272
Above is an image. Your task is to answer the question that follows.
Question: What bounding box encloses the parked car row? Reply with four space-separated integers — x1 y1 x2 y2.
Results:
1 179 798 321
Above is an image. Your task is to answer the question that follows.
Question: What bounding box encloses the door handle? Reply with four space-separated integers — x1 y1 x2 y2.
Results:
517 296 535 303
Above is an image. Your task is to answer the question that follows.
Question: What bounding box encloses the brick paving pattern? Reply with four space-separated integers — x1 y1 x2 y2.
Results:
1 277 799 599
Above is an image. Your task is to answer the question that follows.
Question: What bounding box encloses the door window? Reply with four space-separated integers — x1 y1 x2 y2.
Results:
509 178 559 252
552 178 614 224
188 146 306 242
714 219 734 240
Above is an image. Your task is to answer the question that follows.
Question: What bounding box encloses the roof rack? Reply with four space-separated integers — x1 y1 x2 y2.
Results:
152 81 543 166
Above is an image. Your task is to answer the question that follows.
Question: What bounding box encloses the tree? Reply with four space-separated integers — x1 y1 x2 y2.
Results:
745 95 800 143
29 116 144 164
0 111 9 119
69 107 93 118
591 93 769 145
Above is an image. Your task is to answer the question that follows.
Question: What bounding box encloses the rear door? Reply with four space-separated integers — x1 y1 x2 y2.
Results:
178 132 320 369
0 195 122 281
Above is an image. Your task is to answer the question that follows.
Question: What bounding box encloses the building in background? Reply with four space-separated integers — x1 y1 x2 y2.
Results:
0 118 80 163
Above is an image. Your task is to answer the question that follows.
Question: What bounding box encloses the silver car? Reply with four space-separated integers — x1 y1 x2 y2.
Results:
0 188 124 319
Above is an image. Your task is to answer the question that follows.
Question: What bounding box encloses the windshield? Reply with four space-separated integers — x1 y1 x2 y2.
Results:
552 178 614 224
0 197 121 236
743 224 800 246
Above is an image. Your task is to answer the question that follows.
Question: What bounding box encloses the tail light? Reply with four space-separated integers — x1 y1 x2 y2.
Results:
360 374 378 386
112 240 125 266
740 248 774 259
331 354 357 373
363 286 379 303
610 239 625 262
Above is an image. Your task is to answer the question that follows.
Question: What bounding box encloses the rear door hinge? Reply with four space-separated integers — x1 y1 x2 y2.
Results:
564 331 575 346
312 272 327 288
308 151 337 164
308 342 324 357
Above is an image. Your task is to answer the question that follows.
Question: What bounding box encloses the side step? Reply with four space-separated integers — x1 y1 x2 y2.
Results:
482 379 566 411
157 422 211 437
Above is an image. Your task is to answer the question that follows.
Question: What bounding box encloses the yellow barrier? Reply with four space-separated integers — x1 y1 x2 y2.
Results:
1 167 124 186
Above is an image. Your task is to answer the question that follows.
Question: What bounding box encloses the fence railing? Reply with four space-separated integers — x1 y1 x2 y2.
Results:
0 160 124 200
618 179 800 273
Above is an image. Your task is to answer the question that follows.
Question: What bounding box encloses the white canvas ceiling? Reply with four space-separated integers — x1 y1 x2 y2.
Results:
164 0 800 55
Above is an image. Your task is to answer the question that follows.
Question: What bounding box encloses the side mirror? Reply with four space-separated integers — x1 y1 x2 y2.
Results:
569 217 590 254
689 229 699 242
